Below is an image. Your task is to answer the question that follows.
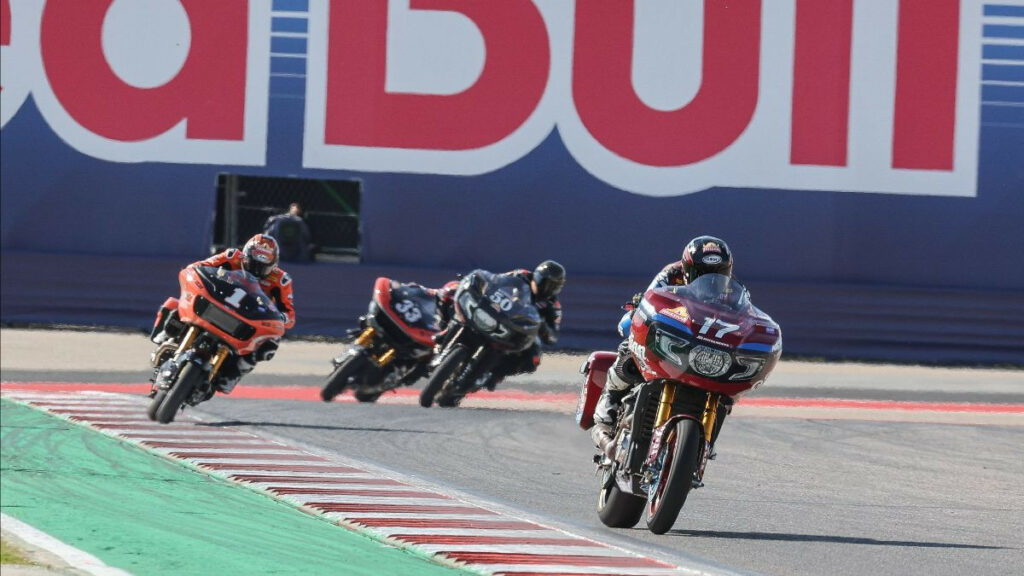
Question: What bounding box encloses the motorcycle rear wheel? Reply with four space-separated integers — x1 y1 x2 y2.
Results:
645 418 702 534
597 464 645 528
321 352 370 402
419 345 469 408
154 363 203 424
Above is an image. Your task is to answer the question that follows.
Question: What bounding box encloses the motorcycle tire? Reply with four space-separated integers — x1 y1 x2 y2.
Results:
353 388 383 403
645 418 702 534
419 345 469 408
597 464 645 528
320 352 369 402
154 363 203 424
146 389 167 421
436 395 462 408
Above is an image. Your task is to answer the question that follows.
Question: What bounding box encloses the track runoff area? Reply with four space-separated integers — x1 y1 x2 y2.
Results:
2 330 1022 575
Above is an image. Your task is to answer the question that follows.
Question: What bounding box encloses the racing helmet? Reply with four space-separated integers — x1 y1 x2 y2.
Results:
681 236 733 284
242 234 280 279
532 260 566 299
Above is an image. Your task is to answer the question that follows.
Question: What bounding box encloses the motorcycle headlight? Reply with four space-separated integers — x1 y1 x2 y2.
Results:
472 308 498 332
652 329 689 368
689 345 732 378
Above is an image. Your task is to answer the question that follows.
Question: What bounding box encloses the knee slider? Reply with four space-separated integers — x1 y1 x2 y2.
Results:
255 340 279 362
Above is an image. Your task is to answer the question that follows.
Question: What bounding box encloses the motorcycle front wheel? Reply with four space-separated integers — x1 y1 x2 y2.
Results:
320 351 370 402
645 418 702 534
153 363 203 424
419 345 469 408
353 387 383 403
597 463 646 528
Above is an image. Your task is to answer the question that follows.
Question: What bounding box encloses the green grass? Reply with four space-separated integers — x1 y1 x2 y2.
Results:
0 538 34 565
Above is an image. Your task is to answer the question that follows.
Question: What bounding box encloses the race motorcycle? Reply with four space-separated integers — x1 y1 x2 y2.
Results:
576 273 781 534
147 265 286 424
320 277 441 403
419 270 541 408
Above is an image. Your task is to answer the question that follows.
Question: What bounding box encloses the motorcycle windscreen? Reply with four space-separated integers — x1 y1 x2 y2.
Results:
194 266 282 321
477 271 542 334
389 282 441 333
658 274 751 312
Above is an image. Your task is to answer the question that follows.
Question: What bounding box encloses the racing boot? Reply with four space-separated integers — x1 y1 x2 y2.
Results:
216 355 255 395
592 343 644 458
591 386 628 459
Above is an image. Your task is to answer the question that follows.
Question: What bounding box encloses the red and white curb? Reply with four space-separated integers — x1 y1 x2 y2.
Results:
2 390 719 576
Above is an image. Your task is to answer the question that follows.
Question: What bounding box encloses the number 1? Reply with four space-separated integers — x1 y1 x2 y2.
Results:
225 288 246 308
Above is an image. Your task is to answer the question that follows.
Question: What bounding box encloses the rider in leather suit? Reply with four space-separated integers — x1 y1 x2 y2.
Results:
150 234 295 393
435 260 566 388
591 236 734 456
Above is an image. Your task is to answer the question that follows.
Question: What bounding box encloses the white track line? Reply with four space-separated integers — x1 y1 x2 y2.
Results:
0 513 133 576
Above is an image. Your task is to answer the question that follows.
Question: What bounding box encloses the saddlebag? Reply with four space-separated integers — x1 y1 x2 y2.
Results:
575 351 616 430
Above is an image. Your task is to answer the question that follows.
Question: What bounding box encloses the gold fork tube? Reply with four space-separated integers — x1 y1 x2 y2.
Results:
354 327 376 348
175 326 198 355
207 346 231 382
654 381 677 429
702 393 720 441
374 348 396 367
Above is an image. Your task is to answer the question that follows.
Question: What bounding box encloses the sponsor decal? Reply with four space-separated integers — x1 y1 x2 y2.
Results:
627 334 648 369
662 305 690 323
0 1 981 197
702 254 723 265
702 242 723 254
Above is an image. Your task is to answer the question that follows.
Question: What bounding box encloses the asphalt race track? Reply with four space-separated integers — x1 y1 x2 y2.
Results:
2 329 1022 576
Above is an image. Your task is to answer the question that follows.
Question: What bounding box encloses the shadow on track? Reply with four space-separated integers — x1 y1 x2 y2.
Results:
671 530 1007 550
199 420 439 435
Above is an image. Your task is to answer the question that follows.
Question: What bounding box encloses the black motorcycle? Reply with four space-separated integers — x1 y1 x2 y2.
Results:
320 277 442 403
419 270 541 408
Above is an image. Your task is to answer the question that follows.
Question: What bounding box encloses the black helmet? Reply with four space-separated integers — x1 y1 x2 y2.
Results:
682 236 733 284
242 234 280 279
532 260 566 299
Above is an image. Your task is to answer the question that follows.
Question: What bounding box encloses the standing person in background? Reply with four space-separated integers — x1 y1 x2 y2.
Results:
263 202 315 262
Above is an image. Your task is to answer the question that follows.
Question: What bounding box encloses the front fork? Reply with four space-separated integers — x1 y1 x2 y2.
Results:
652 382 720 488
343 327 396 367
695 392 720 487
175 326 233 384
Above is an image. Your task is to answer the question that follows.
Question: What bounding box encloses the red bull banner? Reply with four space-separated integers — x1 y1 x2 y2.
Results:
1 0 984 196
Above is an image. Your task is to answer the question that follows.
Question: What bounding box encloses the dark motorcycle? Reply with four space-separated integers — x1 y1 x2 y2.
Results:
576 274 781 534
320 277 441 403
148 266 286 423
419 270 541 408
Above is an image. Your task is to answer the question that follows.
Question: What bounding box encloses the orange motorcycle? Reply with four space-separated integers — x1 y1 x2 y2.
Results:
147 265 285 423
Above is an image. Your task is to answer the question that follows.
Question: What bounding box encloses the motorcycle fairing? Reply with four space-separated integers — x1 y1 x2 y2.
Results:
372 277 441 347
177 266 286 355
453 270 542 352
630 274 781 397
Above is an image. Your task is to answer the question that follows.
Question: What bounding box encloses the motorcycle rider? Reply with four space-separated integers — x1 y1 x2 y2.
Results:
591 236 734 457
150 234 296 393
436 260 566 389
